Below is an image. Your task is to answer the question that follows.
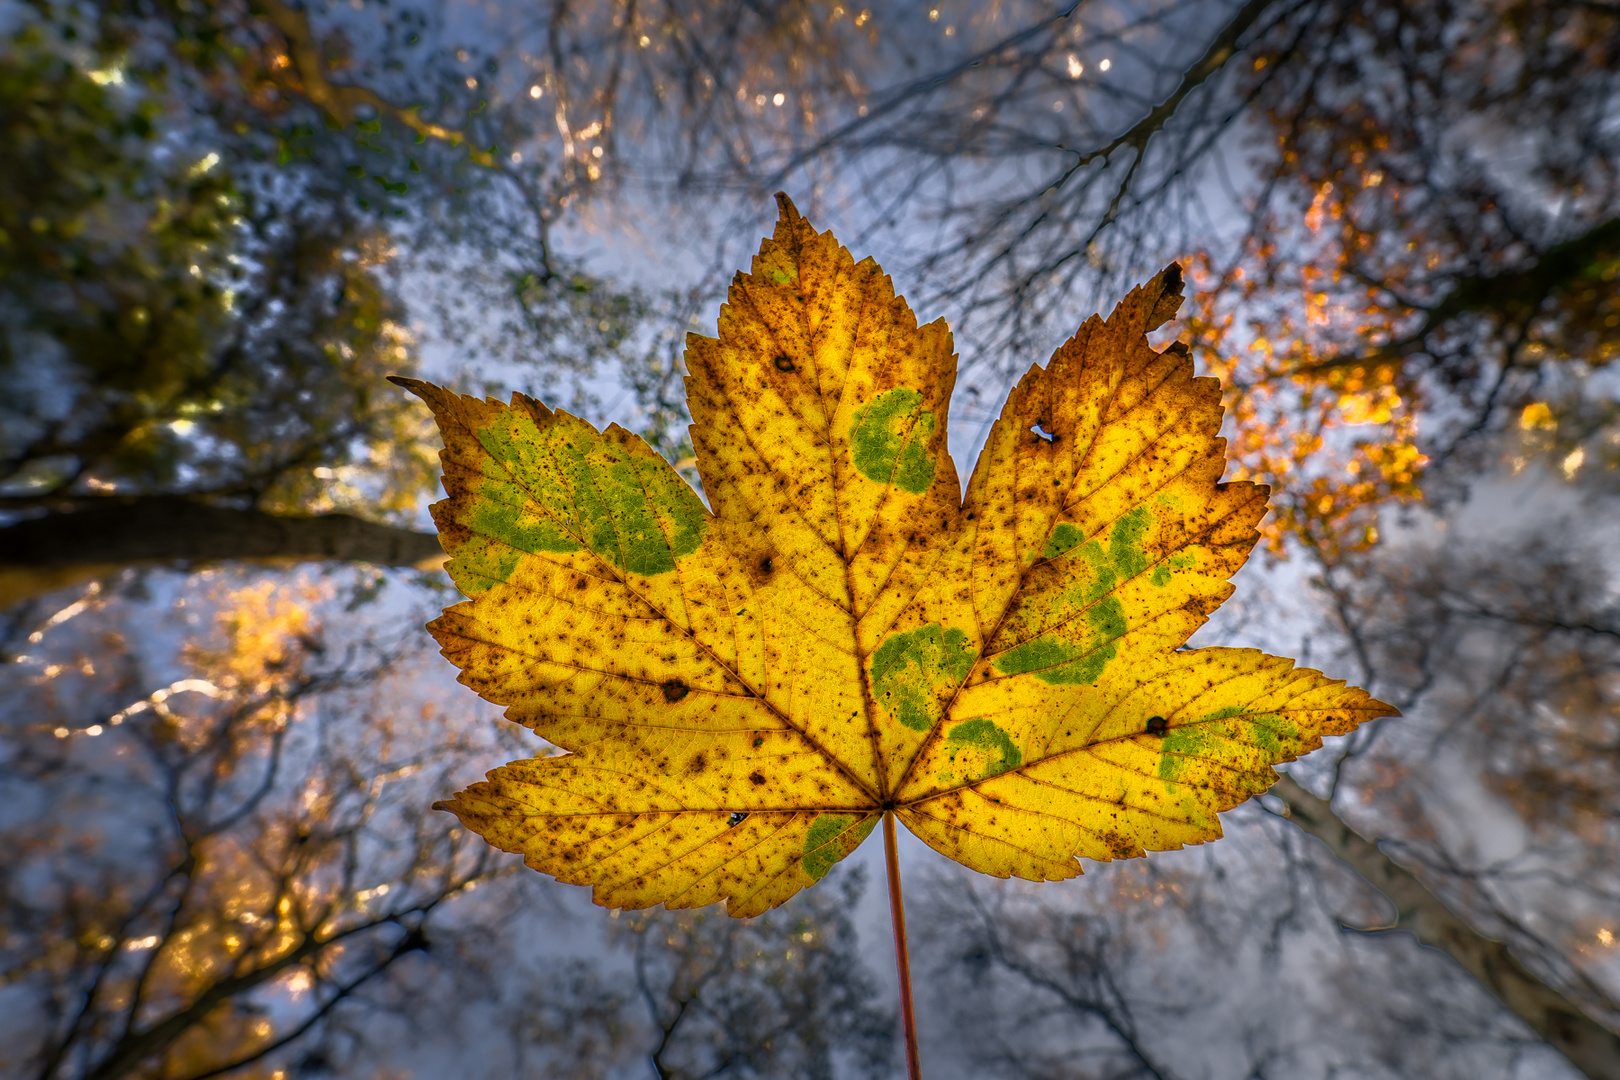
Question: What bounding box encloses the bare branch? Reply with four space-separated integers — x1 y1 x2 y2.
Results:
1266 774 1620 1080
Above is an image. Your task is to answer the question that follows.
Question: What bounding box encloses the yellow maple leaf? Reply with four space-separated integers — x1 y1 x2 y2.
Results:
393 196 1395 918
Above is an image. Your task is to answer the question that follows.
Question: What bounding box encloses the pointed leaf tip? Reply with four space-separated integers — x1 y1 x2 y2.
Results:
1141 262 1186 332
774 191 801 222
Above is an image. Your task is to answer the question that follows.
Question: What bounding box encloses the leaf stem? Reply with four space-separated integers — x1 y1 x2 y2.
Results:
883 811 922 1080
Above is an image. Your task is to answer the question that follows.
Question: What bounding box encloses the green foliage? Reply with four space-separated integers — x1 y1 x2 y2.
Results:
1 30 235 482
0 2 686 529
0 16 435 518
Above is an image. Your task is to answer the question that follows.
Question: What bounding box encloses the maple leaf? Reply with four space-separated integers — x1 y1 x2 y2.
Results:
393 196 1396 918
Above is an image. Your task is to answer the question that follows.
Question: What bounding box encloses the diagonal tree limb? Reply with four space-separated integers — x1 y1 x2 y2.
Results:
1280 215 1620 381
254 0 494 165
1062 0 1285 174
174 939 423 1080
1265 774 1620 1080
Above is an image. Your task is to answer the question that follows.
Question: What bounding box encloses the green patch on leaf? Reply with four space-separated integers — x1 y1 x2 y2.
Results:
850 388 937 494
944 718 1022 779
1087 595 1126 641
1042 522 1085 560
469 477 581 555
992 595 1126 685
1153 725 1218 786
800 814 873 881
445 536 519 597
1075 541 1116 599
870 624 977 731
996 509 1159 681
992 634 1114 686
472 412 706 576
1238 712 1298 755
1042 508 1156 600
1108 507 1152 579
575 457 707 576
1157 713 1232 781
1149 553 1196 588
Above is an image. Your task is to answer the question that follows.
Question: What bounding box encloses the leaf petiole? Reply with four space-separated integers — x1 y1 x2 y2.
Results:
884 811 923 1080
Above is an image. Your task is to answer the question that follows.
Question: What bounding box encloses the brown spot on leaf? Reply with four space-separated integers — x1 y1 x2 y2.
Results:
749 771 766 786
1146 715 1168 736
773 354 796 372
661 679 689 702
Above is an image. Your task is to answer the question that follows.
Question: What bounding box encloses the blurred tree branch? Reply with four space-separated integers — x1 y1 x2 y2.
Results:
1284 215 1620 382
254 0 494 164
1266 774 1620 1080
1258 525 1620 1078
0 498 441 607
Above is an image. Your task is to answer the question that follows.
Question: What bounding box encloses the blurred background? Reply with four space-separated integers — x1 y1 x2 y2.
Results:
1 0 1617 1077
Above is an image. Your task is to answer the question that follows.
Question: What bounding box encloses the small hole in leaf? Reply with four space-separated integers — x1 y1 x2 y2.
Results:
759 556 774 575
773 354 796 372
1030 423 1056 442
729 812 749 827
1145 715 1168 736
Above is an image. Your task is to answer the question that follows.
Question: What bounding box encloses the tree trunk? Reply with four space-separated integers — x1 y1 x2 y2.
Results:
0 497 443 606
1268 774 1620 1080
